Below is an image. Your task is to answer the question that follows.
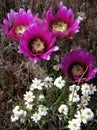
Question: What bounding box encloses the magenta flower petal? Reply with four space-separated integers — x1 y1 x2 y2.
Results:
1 8 39 41
45 9 54 25
18 23 59 63
60 49 97 82
44 1 82 39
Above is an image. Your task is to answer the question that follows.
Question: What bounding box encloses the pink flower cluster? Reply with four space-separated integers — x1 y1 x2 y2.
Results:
1 1 82 63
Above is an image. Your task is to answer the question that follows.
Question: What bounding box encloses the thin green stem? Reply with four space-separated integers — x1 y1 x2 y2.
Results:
78 66 88 85
69 66 88 119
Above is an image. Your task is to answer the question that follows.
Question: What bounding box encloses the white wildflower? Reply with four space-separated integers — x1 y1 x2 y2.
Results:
69 91 80 103
44 76 53 88
31 112 41 123
75 109 87 124
25 102 33 111
88 84 97 95
81 94 91 105
53 65 59 71
11 114 19 122
30 83 36 91
20 110 27 123
38 94 45 100
32 78 44 90
38 105 48 116
81 83 90 95
13 106 24 117
12 106 20 113
24 91 35 103
68 118 81 130
58 104 68 115
54 76 65 89
82 108 94 121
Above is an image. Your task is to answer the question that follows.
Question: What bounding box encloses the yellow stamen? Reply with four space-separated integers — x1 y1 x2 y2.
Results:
80 115 84 119
15 25 26 34
72 123 77 127
31 39 45 53
36 83 40 87
83 96 88 100
52 22 68 32
27 94 31 99
58 80 61 84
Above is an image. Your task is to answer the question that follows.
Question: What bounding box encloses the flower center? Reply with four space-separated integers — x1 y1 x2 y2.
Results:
80 115 84 119
30 39 45 54
87 112 90 115
35 115 39 120
69 63 85 78
85 87 89 90
72 123 77 127
52 22 68 32
27 94 31 99
61 108 65 113
36 82 40 87
15 25 26 34
83 96 88 101
58 80 61 84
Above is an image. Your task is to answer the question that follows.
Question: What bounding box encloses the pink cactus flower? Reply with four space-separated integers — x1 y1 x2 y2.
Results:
44 1 82 39
60 49 97 82
1 8 38 41
18 23 59 63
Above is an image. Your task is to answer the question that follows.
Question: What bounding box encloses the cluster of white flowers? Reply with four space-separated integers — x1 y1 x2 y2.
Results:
69 84 80 103
11 76 97 130
68 83 97 130
81 83 97 105
30 76 65 90
24 91 35 110
30 77 54 90
68 107 94 130
11 106 27 123
69 83 97 105
11 78 49 124
25 78 48 123
31 105 48 123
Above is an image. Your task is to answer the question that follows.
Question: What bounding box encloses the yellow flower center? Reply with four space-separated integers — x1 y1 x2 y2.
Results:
80 115 84 119
30 39 45 53
87 112 90 115
15 25 26 34
85 86 89 90
36 82 40 87
52 22 68 32
35 115 39 120
27 94 31 99
58 80 61 84
83 96 88 100
72 123 77 127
